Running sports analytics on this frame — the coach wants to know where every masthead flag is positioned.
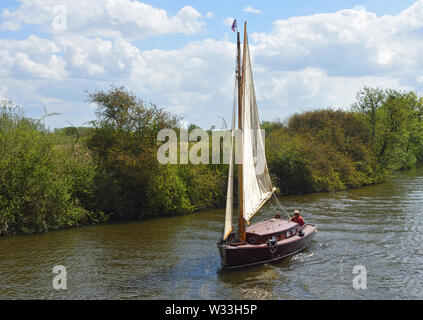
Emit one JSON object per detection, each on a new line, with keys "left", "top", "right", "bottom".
{"left": 231, "top": 19, "right": 237, "bottom": 32}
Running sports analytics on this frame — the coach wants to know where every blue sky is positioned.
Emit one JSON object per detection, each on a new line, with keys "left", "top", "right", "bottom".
{"left": 0, "top": 0, "right": 422, "bottom": 129}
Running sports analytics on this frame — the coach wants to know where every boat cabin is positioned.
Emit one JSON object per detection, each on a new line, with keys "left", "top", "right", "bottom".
{"left": 245, "top": 219, "right": 299, "bottom": 245}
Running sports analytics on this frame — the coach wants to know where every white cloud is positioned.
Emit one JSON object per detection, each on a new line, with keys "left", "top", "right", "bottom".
{"left": 206, "top": 12, "right": 214, "bottom": 19}
{"left": 258, "top": 67, "right": 412, "bottom": 110}
{"left": 0, "top": 36, "right": 66, "bottom": 79}
{"left": 0, "top": 85, "right": 7, "bottom": 101}
{"left": 0, "top": 21, "right": 21, "bottom": 31}
{"left": 1, "top": 0, "right": 205, "bottom": 39}
{"left": 0, "top": 33, "right": 237, "bottom": 127}
{"left": 129, "top": 38, "right": 236, "bottom": 122}
{"left": 56, "top": 35, "right": 144, "bottom": 78}
{"left": 243, "top": 6, "right": 262, "bottom": 14}
{"left": 251, "top": 1, "right": 423, "bottom": 80}
{"left": 14, "top": 52, "right": 67, "bottom": 79}
{"left": 3, "top": 1, "right": 423, "bottom": 128}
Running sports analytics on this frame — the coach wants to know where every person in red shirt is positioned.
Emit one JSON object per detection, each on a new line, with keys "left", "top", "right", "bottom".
{"left": 291, "top": 210, "right": 305, "bottom": 226}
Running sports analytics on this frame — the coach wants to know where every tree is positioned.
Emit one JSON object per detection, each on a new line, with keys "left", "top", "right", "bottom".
{"left": 352, "top": 87, "right": 385, "bottom": 138}
{"left": 86, "top": 86, "right": 190, "bottom": 218}
{"left": 375, "top": 90, "right": 423, "bottom": 169}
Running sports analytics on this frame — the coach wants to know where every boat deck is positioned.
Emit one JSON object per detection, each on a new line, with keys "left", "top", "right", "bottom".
{"left": 226, "top": 223, "right": 315, "bottom": 248}
{"left": 247, "top": 219, "right": 297, "bottom": 236}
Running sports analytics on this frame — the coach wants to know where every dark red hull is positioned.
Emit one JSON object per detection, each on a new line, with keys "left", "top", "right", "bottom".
{"left": 217, "top": 222, "right": 317, "bottom": 269}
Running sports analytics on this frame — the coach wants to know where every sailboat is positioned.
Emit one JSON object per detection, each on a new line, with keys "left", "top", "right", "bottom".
{"left": 217, "top": 22, "right": 317, "bottom": 270}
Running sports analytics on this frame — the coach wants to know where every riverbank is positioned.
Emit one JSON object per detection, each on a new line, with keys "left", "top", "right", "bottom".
{"left": 1, "top": 86, "right": 423, "bottom": 236}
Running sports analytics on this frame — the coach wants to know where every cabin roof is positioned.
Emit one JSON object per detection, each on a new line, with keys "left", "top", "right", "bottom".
{"left": 246, "top": 219, "right": 297, "bottom": 236}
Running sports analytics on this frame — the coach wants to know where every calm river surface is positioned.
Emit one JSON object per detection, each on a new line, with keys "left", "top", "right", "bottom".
{"left": 1, "top": 166, "right": 423, "bottom": 299}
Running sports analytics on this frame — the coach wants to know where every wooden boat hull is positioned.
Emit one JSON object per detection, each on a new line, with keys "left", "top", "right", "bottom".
{"left": 217, "top": 224, "right": 317, "bottom": 270}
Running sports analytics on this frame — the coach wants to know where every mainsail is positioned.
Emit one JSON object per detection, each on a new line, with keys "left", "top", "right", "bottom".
{"left": 222, "top": 23, "right": 275, "bottom": 240}
{"left": 241, "top": 32, "right": 275, "bottom": 223}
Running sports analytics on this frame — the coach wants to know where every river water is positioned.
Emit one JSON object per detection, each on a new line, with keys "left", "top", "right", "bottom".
{"left": 1, "top": 165, "right": 423, "bottom": 300}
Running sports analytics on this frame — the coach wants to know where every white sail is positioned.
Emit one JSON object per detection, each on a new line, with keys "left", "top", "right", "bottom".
{"left": 222, "top": 74, "right": 238, "bottom": 240}
{"left": 241, "top": 34, "right": 275, "bottom": 223}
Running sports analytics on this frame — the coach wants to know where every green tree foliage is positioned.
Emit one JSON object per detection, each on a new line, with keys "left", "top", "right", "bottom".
{"left": 176, "top": 163, "right": 226, "bottom": 211}
{"left": 352, "top": 87, "right": 385, "bottom": 138}
{"left": 354, "top": 88, "right": 423, "bottom": 170}
{"left": 267, "top": 87, "right": 423, "bottom": 194}
{"left": 0, "top": 101, "right": 102, "bottom": 235}
{"left": 85, "top": 86, "right": 181, "bottom": 218}
{"left": 85, "top": 86, "right": 226, "bottom": 220}
{"left": 267, "top": 109, "right": 380, "bottom": 194}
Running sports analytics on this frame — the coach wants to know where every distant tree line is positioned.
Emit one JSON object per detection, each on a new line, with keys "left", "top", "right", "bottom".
{"left": 1, "top": 86, "right": 422, "bottom": 235}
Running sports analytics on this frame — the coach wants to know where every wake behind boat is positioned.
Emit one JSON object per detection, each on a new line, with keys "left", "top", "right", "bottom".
{"left": 217, "top": 21, "right": 317, "bottom": 270}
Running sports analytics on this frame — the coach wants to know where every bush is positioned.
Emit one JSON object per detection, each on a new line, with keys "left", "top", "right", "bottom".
{"left": 0, "top": 101, "right": 101, "bottom": 235}
{"left": 267, "top": 109, "right": 381, "bottom": 194}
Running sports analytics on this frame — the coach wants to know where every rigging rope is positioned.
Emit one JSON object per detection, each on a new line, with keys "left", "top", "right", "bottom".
{"left": 269, "top": 193, "right": 291, "bottom": 220}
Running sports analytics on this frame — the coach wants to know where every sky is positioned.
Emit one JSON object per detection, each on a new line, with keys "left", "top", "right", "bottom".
{"left": 0, "top": 0, "right": 422, "bottom": 129}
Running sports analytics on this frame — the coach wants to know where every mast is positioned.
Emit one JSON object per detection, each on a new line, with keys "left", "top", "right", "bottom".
{"left": 237, "top": 22, "right": 247, "bottom": 241}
